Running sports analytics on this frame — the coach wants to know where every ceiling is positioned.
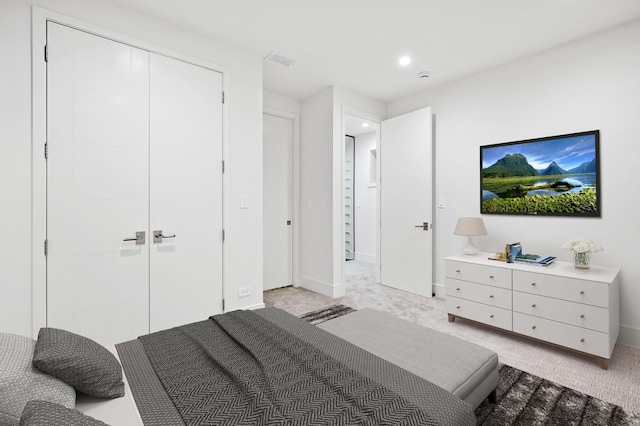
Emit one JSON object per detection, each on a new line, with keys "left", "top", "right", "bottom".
{"left": 106, "top": 0, "right": 640, "bottom": 104}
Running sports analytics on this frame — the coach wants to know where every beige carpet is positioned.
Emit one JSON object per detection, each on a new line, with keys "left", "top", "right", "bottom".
{"left": 264, "top": 260, "right": 640, "bottom": 415}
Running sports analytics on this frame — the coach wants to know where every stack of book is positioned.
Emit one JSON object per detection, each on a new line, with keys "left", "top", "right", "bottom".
{"left": 505, "top": 242, "right": 522, "bottom": 263}
{"left": 514, "top": 253, "right": 556, "bottom": 266}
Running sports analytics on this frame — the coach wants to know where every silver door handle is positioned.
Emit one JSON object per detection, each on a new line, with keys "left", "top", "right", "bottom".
{"left": 153, "top": 230, "right": 176, "bottom": 243}
{"left": 123, "top": 231, "right": 145, "bottom": 245}
{"left": 414, "top": 222, "right": 429, "bottom": 231}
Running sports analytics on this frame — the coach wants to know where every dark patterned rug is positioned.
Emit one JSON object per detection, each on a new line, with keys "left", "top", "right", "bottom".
{"left": 301, "top": 306, "right": 640, "bottom": 426}
{"left": 476, "top": 364, "right": 640, "bottom": 426}
{"left": 299, "top": 304, "right": 356, "bottom": 325}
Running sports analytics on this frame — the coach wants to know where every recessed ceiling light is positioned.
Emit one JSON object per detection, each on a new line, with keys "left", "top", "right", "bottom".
{"left": 362, "top": 123, "right": 369, "bottom": 128}
{"left": 399, "top": 56, "right": 411, "bottom": 66}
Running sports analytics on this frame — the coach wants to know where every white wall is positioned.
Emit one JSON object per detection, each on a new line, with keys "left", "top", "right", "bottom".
{"left": 387, "top": 19, "right": 640, "bottom": 347}
{"left": 354, "top": 131, "right": 377, "bottom": 263}
{"left": 299, "top": 87, "right": 337, "bottom": 295}
{"left": 264, "top": 90, "right": 301, "bottom": 116}
{"left": 0, "top": 0, "right": 264, "bottom": 337}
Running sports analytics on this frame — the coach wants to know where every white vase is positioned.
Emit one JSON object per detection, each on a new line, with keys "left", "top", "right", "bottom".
{"left": 573, "top": 251, "right": 591, "bottom": 269}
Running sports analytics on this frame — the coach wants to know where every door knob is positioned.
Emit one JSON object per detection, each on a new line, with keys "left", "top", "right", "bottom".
{"left": 123, "top": 231, "right": 145, "bottom": 245}
{"left": 153, "top": 230, "right": 176, "bottom": 243}
{"left": 414, "top": 222, "right": 429, "bottom": 231}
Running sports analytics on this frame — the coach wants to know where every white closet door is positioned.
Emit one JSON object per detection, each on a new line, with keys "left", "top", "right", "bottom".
{"left": 149, "top": 54, "right": 224, "bottom": 332}
{"left": 263, "top": 113, "right": 293, "bottom": 291}
{"left": 46, "top": 22, "right": 150, "bottom": 346}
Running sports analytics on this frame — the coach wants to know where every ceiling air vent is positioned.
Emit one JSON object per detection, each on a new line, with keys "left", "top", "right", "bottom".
{"left": 264, "top": 51, "right": 295, "bottom": 67}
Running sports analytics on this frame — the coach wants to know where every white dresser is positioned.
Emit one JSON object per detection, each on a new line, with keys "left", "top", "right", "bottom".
{"left": 445, "top": 253, "right": 620, "bottom": 369}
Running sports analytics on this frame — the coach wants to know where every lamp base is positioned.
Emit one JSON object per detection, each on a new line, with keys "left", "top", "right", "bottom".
{"left": 462, "top": 237, "right": 479, "bottom": 255}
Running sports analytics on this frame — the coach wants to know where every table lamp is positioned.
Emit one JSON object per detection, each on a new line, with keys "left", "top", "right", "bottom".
{"left": 454, "top": 217, "right": 487, "bottom": 255}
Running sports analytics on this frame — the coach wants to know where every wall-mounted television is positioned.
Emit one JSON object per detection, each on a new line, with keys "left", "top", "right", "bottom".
{"left": 480, "top": 130, "right": 600, "bottom": 217}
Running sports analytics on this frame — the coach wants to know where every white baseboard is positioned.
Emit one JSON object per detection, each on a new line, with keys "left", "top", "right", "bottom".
{"left": 354, "top": 253, "right": 376, "bottom": 263}
{"left": 619, "top": 324, "right": 640, "bottom": 349}
{"left": 235, "top": 302, "right": 265, "bottom": 312}
{"left": 299, "top": 275, "right": 345, "bottom": 299}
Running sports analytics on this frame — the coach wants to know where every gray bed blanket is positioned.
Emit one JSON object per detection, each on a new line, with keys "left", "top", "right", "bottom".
{"left": 137, "top": 310, "right": 438, "bottom": 425}
{"left": 117, "top": 308, "right": 476, "bottom": 425}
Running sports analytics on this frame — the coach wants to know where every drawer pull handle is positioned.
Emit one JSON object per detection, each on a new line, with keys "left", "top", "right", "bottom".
{"left": 580, "top": 291, "right": 585, "bottom": 295}
{"left": 456, "top": 288, "right": 461, "bottom": 291}
{"left": 489, "top": 295, "right": 495, "bottom": 299}
{"left": 580, "top": 338, "right": 585, "bottom": 343}
{"left": 532, "top": 325, "right": 537, "bottom": 330}
{"left": 531, "top": 304, "right": 536, "bottom": 308}
{"left": 489, "top": 275, "right": 495, "bottom": 279}
{"left": 531, "top": 282, "right": 537, "bottom": 287}
{"left": 580, "top": 314, "right": 585, "bottom": 319}
{"left": 490, "top": 314, "right": 494, "bottom": 318}
{"left": 456, "top": 269, "right": 461, "bottom": 273}
{"left": 456, "top": 306, "right": 461, "bottom": 310}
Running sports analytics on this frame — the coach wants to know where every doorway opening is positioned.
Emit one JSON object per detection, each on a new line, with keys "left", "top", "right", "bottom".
{"left": 341, "top": 107, "right": 433, "bottom": 298}
{"left": 343, "top": 113, "right": 380, "bottom": 280}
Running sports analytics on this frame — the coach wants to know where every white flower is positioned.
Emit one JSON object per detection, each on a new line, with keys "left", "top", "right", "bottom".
{"left": 562, "top": 238, "right": 603, "bottom": 253}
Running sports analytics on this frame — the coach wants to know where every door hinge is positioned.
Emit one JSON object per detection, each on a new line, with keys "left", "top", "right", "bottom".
{"left": 44, "top": 142, "right": 48, "bottom": 160}
{"left": 222, "top": 229, "right": 225, "bottom": 242}
{"left": 222, "top": 91, "right": 225, "bottom": 104}
{"left": 44, "top": 45, "right": 48, "bottom": 62}
{"left": 44, "top": 239, "right": 48, "bottom": 256}
{"left": 222, "top": 299, "right": 225, "bottom": 311}
{"left": 222, "top": 160, "right": 225, "bottom": 173}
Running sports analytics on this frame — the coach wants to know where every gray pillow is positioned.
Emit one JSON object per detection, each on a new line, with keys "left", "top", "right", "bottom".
{"left": 32, "top": 328, "right": 124, "bottom": 399}
{"left": 0, "top": 333, "right": 75, "bottom": 426}
{"left": 19, "top": 400, "right": 108, "bottom": 426}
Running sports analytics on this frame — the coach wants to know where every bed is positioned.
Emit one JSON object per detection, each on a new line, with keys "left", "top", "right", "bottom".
{"left": 2, "top": 307, "right": 498, "bottom": 425}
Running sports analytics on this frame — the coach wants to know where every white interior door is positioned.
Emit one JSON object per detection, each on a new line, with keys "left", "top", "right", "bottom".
{"left": 149, "top": 54, "right": 224, "bottom": 332}
{"left": 380, "top": 107, "right": 433, "bottom": 297}
{"left": 46, "top": 22, "right": 150, "bottom": 346}
{"left": 263, "top": 113, "right": 293, "bottom": 291}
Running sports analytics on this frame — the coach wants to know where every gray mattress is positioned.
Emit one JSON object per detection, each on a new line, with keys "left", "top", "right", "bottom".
{"left": 116, "top": 307, "right": 476, "bottom": 426}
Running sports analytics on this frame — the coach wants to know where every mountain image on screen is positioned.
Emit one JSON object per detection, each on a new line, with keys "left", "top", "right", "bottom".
{"left": 480, "top": 130, "right": 600, "bottom": 217}
{"left": 540, "top": 161, "right": 567, "bottom": 176}
{"left": 483, "top": 155, "right": 595, "bottom": 178}
{"left": 482, "top": 153, "right": 539, "bottom": 177}
{"left": 567, "top": 158, "right": 597, "bottom": 174}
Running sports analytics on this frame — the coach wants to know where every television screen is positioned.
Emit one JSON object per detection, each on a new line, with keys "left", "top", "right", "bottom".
{"left": 480, "top": 130, "right": 600, "bottom": 217}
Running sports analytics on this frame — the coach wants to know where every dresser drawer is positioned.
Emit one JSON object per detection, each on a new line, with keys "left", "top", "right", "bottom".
{"left": 446, "top": 296, "right": 512, "bottom": 331}
{"left": 513, "top": 270, "right": 608, "bottom": 308}
{"left": 513, "top": 291, "right": 608, "bottom": 333}
{"left": 446, "top": 278, "right": 512, "bottom": 310}
{"left": 513, "top": 312, "right": 610, "bottom": 358}
{"left": 446, "top": 260, "right": 511, "bottom": 289}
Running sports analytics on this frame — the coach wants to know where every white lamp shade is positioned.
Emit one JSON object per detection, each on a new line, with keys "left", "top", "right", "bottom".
{"left": 454, "top": 217, "right": 487, "bottom": 255}
{"left": 454, "top": 217, "right": 487, "bottom": 236}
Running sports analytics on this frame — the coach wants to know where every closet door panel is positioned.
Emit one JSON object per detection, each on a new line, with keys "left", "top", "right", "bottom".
{"left": 149, "top": 54, "right": 224, "bottom": 332}
{"left": 46, "top": 23, "right": 150, "bottom": 346}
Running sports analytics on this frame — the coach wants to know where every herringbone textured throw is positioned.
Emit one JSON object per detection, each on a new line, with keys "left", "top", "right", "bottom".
{"left": 139, "top": 310, "right": 439, "bottom": 425}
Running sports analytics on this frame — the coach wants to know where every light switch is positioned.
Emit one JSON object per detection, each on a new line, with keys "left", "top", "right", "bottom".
{"left": 240, "top": 194, "right": 249, "bottom": 209}
{"left": 437, "top": 197, "right": 446, "bottom": 209}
